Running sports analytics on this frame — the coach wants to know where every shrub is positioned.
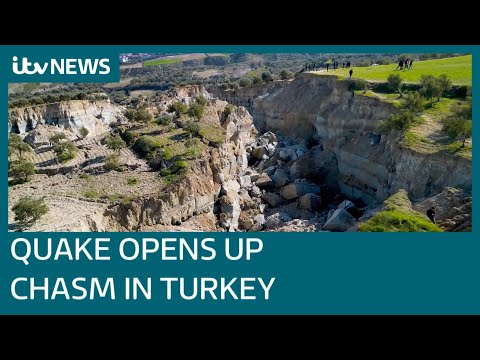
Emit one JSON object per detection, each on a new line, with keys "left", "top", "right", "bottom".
{"left": 79, "top": 127, "right": 89, "bottom": 139}
{"left": 224, "top": 104, "right": 235, "bottom": 118}
{"left": 104, "top": 154, "right": 120, "bottom": 171}
{"left": 49, "top": 132, "right": 67, "bottom": 144}
{"left": 12, "top": 196, "right": 48, "bottom": 225}
{"left": 442, "top": 100, "right": 472, "bottom": 147}
{"left": 403, "top": 91, "right": 425, "bottom": 114}
{"left": 280, "top": 69, "right": 294, "bottom": 80}
{"left": 239, "top": 77, "right": 252, "bottom": 87}
{"left": 387, "top": 74, "right": 402, "bottom": 93}
{"left": 134, "top": 136, "right": 161, "bottom": 156}
{"left": 124, "top": 108, "right": 137, "bottom": 121}
{"left": 173, "top": 160, "right": 188, "bottom": 169}
{"left": 188, "top": 103, "right": 205, "bottom": 120}
{"left": 195, "top": 96, "right": 208, "bottom": 106}
{"left": 380, "top": 111, "right": 418, "bottom": 132}
{"left": 162, "top": 148, "right": 174, "bottom": 161}
{"left": 160, "top": 168, "right": 171, "bottom": 177}
{"left": 10, "top": 159, "right": 35, "bottom": 183}
{"left": 127, "top": 177, "right": 138, "bottom": 185}
{"left": 135, "top": 108, "right": 153, "bottom": 123}
{"left": 53, "top": 141, "right": 77, "bottom": 163}
{"left": 83, "top": 189, "right": 100, "bottom": 198}
{"left": 9, "top": 138, "right": 32, "bottom": 159}
{"left": 184, "top": 122, "right": 201, "bottom": 137}
{"left": 79, "top": 173, "right": 92, "bottom": 180}
{"left": 437, "top": 74, "right": 452, "bottom": 100}
{"left": 157, "top": 114, "right": 173, "bottom": 126}
{"left": 420, "top": 75, "right": 442, "bottom": 104}
{"left": 104, "top": 134, "right": 126, "bottom": 153}
{"left": 185, "top": 137, "right": 201, "bottom": 148}
{"left": 347, "top": 78, "right": 368, "bottom": 92}
{"left": 169, "top": 101, "right": 188, "bottom": 117}
{"left": 9, "top": 134, "right": 23, "bottom": 145}
{"left": 123, "top": 131, "right": 139, "bottom": 145}
{"left": 261, "top": 72, "right": 273, "bottom": 82}
{"left": 252, "top": 76, "right": 262, "bottom": 85}
{"left": 451, "top": 85, "right": 471, "bottom": 99}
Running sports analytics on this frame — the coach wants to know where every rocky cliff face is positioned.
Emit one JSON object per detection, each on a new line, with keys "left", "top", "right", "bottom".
{"left": 106, "top": 105, "right": 255, "bottom": 231}
{"left": 211, "top": 75, "right": 393, "bottom": 140}
{"left": 212, "top": 74, "right": 472, "bottom": 204}
{"left": 8, "top": 100, "right": 125, "bottom": 137}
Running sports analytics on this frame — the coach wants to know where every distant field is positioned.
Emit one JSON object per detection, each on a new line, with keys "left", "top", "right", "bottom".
{"left": 142, "top": 53, "right": 228, "bottom": 68}
{"left": 144, "top": 58, "right": 183, "bottom": 67}
{"left": 315, "top": 55, "right": 472, "bottom": 85}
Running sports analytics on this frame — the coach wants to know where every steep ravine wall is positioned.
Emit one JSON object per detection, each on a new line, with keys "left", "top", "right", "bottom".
{"left": 211, "top": 74, "right": 472, "bottom": 203}
{"left": 8, "top": 100, "right": 124, "bottom": 136}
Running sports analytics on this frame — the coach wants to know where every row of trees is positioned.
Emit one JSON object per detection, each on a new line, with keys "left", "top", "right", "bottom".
{"left": 381, "top": 74, "right": 472, "bottom": 146}
{"left": 387, "top": 73, "right": 453, "bottom": 103}
{"left": 9, "top": 92, "right": 108, "bottom": 109}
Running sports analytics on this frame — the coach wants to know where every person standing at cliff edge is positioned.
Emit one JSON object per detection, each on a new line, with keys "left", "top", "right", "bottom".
{"left": 427, "top": 207, "right": 436, "bottom": 224}
{"left": 349, "top": 69, "right": 353, "bottom": 78}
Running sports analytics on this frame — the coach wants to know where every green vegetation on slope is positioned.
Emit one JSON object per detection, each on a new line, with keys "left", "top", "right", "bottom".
{"left": 359, "top": 190, "right": 443, "bottom": 232}
{"left": 144, "top": 58, "right": 182, "bottom": 67}
{"left": 399, "top": 97, "right": 472, "bottom": 160}
{"left": 314, "top": 55, "right": 471, "bottom": 85}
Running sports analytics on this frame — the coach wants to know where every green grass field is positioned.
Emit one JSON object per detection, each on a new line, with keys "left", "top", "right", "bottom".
{"left": 359, "top": 190, "right": 443, "bottom": 232}
{"left": 316, "top": 55, "right": 471, "bottom": 85}
{"left": 144, "top": 58, "right": 182, "bottom": 67}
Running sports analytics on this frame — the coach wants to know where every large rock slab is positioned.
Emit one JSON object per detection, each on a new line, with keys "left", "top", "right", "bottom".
{"left": 255, "top": 174, "right": 274, "bottom": 189}
{"left": 262, "top": 192, "right": 283, "bottom": 207}
{"left": 298, "top": 193, "right": 322, "bottom": 211}
{"left": 271, "top": 168, "right": 289, "bottom": 188}
{"left": 322, "top": 208, "right": 355, "bottom": 231}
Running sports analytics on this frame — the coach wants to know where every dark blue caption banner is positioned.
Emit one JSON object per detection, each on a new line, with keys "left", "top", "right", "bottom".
{"left": 1, "top": 233, "right": 479, "bottom": 315}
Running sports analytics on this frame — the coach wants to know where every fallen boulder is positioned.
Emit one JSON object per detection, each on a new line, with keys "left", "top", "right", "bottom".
{"left": 262, "top": 192, "right": 283, "bottom": 207}
{"left": 255, "top": 174, "right": 274, "bottom": 189}
{"left": 271, "top": 168, "right": 289, "bottom": 188}
{"left": 249, "top": 185, "right": 262, "bottom": 198}
{"left": 298, "top": 193, "right": 322, "bottom": 211}
{"left": 258, "top": 131, "right": 277, "bottom": 145}
{"left": 219, "top": 193, "right": 241, "bottom": 231}
{"left": 251, "top": 146, "right": 268, "bottom": 160}
{"left": 322, "top": 208, "right": 355, "bottom": 231}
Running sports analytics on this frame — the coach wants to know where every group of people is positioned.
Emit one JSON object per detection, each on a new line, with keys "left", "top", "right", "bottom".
{"left": 326, "top": 60, "right": 351, "bottom": 71}
{"left": 304, "top": 59, "right": 353, "bottom": 72}
{"left": 396, "top": 58, "right": 414, "bottom": 70}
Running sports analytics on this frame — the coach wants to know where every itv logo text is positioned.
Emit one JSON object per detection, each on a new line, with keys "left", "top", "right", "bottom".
{"left": 12, "top": 56, "right": 111, "bottom": 75}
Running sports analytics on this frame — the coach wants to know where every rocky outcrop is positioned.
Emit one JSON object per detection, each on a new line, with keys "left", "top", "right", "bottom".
{"left": 413, "top": 187, "right": 472, "bottom": 231}
{"left": 105, "top": 160, "right": 218, "bottom": 230}
{"left": 8, "top": 100, "right": 125, "bottom": 138}
{"left": 106, "top": 103, "right": 256, "bottom": 231}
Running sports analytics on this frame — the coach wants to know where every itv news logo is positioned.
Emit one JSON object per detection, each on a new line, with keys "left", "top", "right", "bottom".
{"left": 11, "top": 56, "right": 111, "bottom": 75}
